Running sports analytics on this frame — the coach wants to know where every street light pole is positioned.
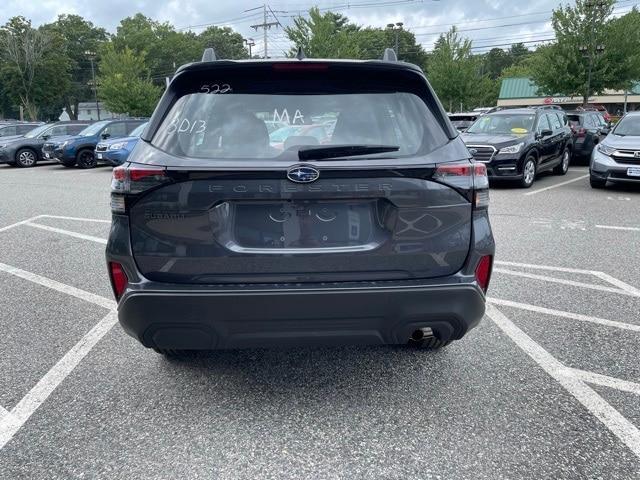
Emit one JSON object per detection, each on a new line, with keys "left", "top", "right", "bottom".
{"left": 244, "top": 38, "right": 255, "bottom": 58}
{"left": 85, "top": 50, "right": 100, "bottom": 120}
{"left": 386, "top": 22, "right": 404, "bottom": 58}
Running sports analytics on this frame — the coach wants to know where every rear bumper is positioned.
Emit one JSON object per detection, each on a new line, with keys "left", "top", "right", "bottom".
{"left": 117, "top": 282, "right": 486, "bottom": 349}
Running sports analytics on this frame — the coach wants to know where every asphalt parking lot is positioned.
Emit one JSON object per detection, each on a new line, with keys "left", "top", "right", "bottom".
{"left": 0, "top": 163, "right": 638, "bottom": 479}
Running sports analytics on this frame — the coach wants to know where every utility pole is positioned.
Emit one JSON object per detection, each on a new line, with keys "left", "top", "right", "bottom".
{"left": 250, "top": 4, "right": 279, "bottom": 59}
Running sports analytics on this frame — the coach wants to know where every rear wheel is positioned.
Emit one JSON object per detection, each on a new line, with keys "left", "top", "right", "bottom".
{"left": 77, "top": 149, "right": 97, "bottom": 169}
{"left": 520, "top": 155, "right": 537, "bottom": 188}
{"left": 590, "top": 174, "right": 607, "bottom": 189}
{"left": 60, "top": 158, "right": 76, "bottom": 168}
{"left": 15, "top": 148, "right": 37, "bottom": 168}
{"left": 554, "top": 148, "right": 570, "bottom": 175}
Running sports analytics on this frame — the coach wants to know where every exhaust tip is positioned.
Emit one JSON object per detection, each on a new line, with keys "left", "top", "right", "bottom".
{"left": 410, "top": 327, "right": 434, "bottom": 342}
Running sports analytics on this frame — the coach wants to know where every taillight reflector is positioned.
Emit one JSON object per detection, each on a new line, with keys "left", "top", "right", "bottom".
{"left": 272, "top": 63, "right": 329, "bottom": 71}
{"left": 109, "top": 262, "right": 128, "bottom": 299}
{"left": 475, "top": 255, "right": 493, "bottom": 293}
{"left": 129, "top": 168, "right": 166, "bottom": 182}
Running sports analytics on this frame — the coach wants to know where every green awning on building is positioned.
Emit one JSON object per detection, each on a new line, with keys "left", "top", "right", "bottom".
{"left": 499, "top": 77, "right": 640, "bottom": 99}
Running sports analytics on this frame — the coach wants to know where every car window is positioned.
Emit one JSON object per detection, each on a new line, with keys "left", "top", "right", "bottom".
{"left": 48, "top": 126, "right": 67, "bottom": 137}
{"left": 536, "top": 114, "right": 550, "bottom": 132}
{"left": 129, "top": 122, "right": 149, "bottom": 137}
{"left": 67, "top": 124, "right": 88, "bottom": 135}
{"left": 592, "top": 114, "right": 604, "bottom": 127}
{"left": 547, "top": 113, "right": 562, "bottom": 131}
{"left": 567, "top": 115, "right": 581, "bottom": 128}
{"left": 466, "top": 113, "right": 535, "bottom": 134}
{"left": 17, "top": 125, "right": 36, "bottom": 134}
{"left": 153, "top": 91, "right": 446, "bottom": 159}
{"left": 103, "top": 122, "right": 127, "bottom": 138}
{"left": 612, "top": 115, "right": 640, "bottom": 136}
{"left": 556, "top": 112, "right": 567, "bottom": 127}
{"left": 126, "top": 122, "right": 145, "bottom": 134}
{"left": 0, "top": 125, "right": 17, "bottom": 136}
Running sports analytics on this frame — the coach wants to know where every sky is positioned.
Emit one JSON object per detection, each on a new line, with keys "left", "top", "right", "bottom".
{"left": 1, "top": 0, "right": 638, "bottom": 57}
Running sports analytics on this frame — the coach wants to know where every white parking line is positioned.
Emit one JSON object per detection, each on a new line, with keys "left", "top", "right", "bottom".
{"left": 494, "top": 260, "right": 599, "bottom": 275}
{"left": 523, "top": 174, "right": 589, "bottom": 196}
{"left": 0, "top": 215, "right": 44, "bottom": 234}
{"left": 0, "top": 407, "right": 8, "bottom": 422}
{"left": 592, "top": 271, "right": 640, "bottom": 296}
{"left": 0, "top": 311, "right": 118, "bottom": 450}
{"left": 41, "top": 215, "right": 111, "bottom": 224}
{"left": 24, "top": 222, "right": 107, "bottom": 245}
{"left": 595, "top": 225, "right": 640, "bottom": 232}
{"left": 494, "top": 267, "right": 638, "bottom": 297}
{"left": 0, "top": 262, "right": 115, "bottom": 310}
{"left": 570, "top": 369, "right": 640, "bottom": 396}
{"left": 488, "top": 297, "right": 640, "bottom": 332}
{"left": 486, "top": 304, "right": 640, "bottom": 459}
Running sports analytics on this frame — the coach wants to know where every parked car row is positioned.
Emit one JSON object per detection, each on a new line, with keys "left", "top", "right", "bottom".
{"left": 0, "top": 118, "right": 147, "bottom": 168}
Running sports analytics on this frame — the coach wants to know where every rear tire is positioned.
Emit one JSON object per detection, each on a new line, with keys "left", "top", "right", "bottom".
{"left": 76, "top": 149, "right": 97, "bottom": 169}
{"left": 590, "top": 174, "right": 607, "bottom": 189}
{"left": 60, "top": 158, "right": 76, "bottom": 168}
{"left": 15, "top": 148, "right": 37, "bottom": 168}
{"left": 519, "top": 155, "right": 537, "bottom": 188}
{"left": 554, "top": 148, "right": 570, "bottom": 175}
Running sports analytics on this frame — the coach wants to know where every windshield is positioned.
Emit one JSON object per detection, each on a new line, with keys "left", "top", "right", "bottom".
{"left": 466, "top": 113, "right": 535, "bottom": 134}
{"left": 130, "top": 122, "right": 148, "bottom": 137}
{"left": 612, "top": 115, "right": 640, "bottom": 136}
{"left": 151, "top": 91, "right": 447, "bottom": 159}
{"left": 24, "top": 124, "right": 52, "bottom": 138}
{"left": 79, "top": 121, "right": 109, "bottom": 137}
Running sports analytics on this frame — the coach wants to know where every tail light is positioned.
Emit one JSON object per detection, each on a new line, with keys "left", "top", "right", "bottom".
{"left": 111, "top": 165, "right": 171, "bottom": 213}
{"left": 434, "top": 161, "right": 489, "bottom": 209}
{"left": 475, "top": 255, "right": 493, "bottom": 293}
{"left": 108, "top": 262, "right": 128, "bottom": 299}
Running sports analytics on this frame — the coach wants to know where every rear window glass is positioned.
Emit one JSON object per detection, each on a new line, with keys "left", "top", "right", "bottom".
{"left": 568, "top": 115, "right": 582, "bottom": 127}
{"left": 151, "top": 70, "right": 448, "bottom": 160}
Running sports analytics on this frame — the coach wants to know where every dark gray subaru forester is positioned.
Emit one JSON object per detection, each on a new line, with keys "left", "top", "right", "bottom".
{"left": 106, "top": 49, "right": 495, "bottom": 356}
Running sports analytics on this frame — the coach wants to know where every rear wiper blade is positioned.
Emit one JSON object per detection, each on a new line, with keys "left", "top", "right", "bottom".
{"left": 297, "top": 144, "right": 400, "bottom": 161}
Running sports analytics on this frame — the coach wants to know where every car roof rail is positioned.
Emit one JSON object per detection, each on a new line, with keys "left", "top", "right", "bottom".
{"left": 201, "top": 48, "right": 217, "bottom": 62}
{"left": 382, "top": 48, "right": 397, "bottom": 62}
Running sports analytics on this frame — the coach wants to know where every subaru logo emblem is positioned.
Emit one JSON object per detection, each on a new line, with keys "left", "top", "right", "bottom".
{"left": 468, "top": 148, "right": 478, "bottom": 156}
{"left": 287, "top": 165, "right": 320, "bottom": 183}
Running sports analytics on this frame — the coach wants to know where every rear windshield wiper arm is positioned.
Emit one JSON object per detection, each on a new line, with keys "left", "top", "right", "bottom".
{"left": 297, "top": 144, "right": 400, "bottom": 161}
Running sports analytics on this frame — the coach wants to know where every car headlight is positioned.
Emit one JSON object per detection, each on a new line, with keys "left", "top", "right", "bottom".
{"left": 108, "top": 142, "right": 127, "bottom": 151}
{"left": 597, "top": 144, "right": 616, "bottom": 156}
{"left": 498, "top": 143, "right": 524, "bottom": 154}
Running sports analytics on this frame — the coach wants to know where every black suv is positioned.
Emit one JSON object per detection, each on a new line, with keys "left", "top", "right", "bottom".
{"left": 461, "top": 107, "right": 573, "bottom": 187}
{"left": 566, "top": 110, "right": 610, "bottom": 162}
{"left": 105, "top": 49, "right": 495, "bottom": 356}
{"left": 0, "top": 121, "right": 90, "bottom": 167}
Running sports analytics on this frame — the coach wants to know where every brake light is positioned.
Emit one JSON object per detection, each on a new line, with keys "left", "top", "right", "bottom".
{"left": 434, "top": 161, "right": 489, "bottom": 209}
{"left": 272, "top": 63, "right": 329, "bottom": 71}
{"left": 108, "top": 262, "right": 128, "bottom": 299}
{"left": 111, "top": 166, "right": 170, "bottom": 213}
{"left": 475, "top": 255, "right": 493, "bottom": 293}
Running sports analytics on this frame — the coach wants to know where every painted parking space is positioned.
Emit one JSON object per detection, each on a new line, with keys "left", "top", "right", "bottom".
{"left": 0, "top": 165, "right": 638, "bottom": 478}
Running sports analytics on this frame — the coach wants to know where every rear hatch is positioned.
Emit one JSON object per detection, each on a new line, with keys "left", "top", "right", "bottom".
{"left": 123, "top": 61, "right": 475, "bottom": 284}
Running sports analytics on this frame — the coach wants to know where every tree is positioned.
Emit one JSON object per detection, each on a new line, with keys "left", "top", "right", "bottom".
{"left": 482, "top": 48, "right": 512, "bottom": 80}
{"left": 98, "top": 46, "right": 161, "bottom": 117}
{"left": 426, "top": 27, "right": 482, "bottom": 112}
{"left": 198, "top": 26, "right": 248, "bottom": 59}
{"left": 0, "top": 16, "right": 69, "bottom": 120}
{"left": 285, "top": 8, "right": 360, "bottom": 58}
{"left": 529, "top": 0, "right": 640, "bottom": 105}
{"left": 354, "top": 27, "right": 428, "bottom": 65}
{"left": 43, "top": 15, "right": 109, "bottom": 119}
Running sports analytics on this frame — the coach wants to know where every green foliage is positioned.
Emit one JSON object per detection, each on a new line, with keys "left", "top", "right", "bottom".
{"left": 528, "top": 0, "right": 640, "bottom": 103}
{"left": 426, "top": 27, "right": 494, "bottom": 111}
{"left": 97, "top": 46, "right": 161, "bottom": 117}
{"left": 285, "top": 8, "right": 360, "bottom": 58}
{"left": 0, "top": 16, "right": 70, "bottom": 120}
{"left": 42, "top": 15, "right": 109, "bottom": 119}
{"left": 198, "top": 26, "right": 249, "bottom": 60}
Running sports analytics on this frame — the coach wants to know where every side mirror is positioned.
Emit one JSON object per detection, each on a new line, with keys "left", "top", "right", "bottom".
{"left": 101, "top": 133, "right": 110, "bottom": 140}
{"left": 538, "top": 129, "right": 553, "bottom": 138}
{"left": 41, "top": 134, "right": 50, "bottom": 140}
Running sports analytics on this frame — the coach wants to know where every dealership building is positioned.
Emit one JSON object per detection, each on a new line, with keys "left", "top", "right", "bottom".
{"left": 497, "top": 78, "right": 640, "bottom": 114}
